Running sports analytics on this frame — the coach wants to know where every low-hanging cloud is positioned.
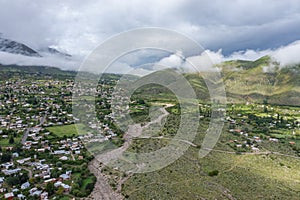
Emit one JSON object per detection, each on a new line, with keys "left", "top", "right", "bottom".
{"left": 220, "top": 40, "right": 300, "bottom": 67}
{"left": 0, "top": 51, "right": 79, "bottom": 70}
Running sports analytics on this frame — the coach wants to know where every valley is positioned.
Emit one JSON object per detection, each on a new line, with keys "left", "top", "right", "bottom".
{"left": 0, "top": 59, "right": 299, "bottom": 199}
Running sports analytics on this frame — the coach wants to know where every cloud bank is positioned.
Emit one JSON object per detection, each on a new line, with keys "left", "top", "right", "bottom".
{"left": 1, "top": 0, "right": 300, "bottom": 57}
{"left": 1, "top": 39, "right": 300, "bottom": 74}
{"left": 210, "top": 40, "right": 300, "bottom": 67}
{"left": 1, "top": 0, "right": 300, "bottom": 73}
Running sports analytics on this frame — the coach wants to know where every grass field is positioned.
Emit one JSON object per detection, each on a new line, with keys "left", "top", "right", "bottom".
{"left": 122, "top": 145, "right": 300, "bottom": 199}
{"left": 47, "top": 123, "right": 92, "bottom": 137}
{"left": 0, "top": 135, "right": 22, "bottom": 147}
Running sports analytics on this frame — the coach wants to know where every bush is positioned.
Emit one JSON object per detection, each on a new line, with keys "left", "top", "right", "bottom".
{"left": 208, "top": 170, "right": 219, "bottom": 176}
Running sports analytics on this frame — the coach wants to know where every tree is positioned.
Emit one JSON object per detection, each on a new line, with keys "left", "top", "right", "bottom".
{"left": 85, "top": 182, "right": 95, "bottom": 193}
{"left": 56, "top": 187, "right": 64, "bottom": 195}
{"left": 56, "top": 161, "right": 62, "bottom": 167}
{"left": 51, "top": 169, "right": 59, "bottom": 178}
{"left": 6, "top": 176, "right": 19, "bottom": 186}
{"left": 9, "top": 136, "right": 14, "bottom": 144}
{"left": 1, "top": 152, "right": 12, "bottom": 162}
{"left": 19, "top": 172, "right": 29, "bottom": 184}
{"left": 46, "top": 182, "right": 55, "bottom": 196}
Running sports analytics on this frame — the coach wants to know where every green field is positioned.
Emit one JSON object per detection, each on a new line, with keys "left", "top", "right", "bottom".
{"left": 47, "top": 124, "right": 92, "bottom": 137}
{"left": 0, "top": 135, "right": 22, "bottom": 147}
{"left": 121, "top": 144, "right": 300, "bottom": 199}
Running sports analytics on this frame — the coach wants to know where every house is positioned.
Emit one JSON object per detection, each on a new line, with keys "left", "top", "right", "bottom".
{"left": 43, "top": 175, "right": 51, "bottom": 180}
{"left": 0, "top": 188, "right": 6, "bottom": 193}
{"left": 59, "top": 156, "right": 68, "bottom": 161}
{"left": 44, "top": 178, "right": 56, "bottom": 184}
{"left": 61, "top": 183, "right": 71, "bottom": 192}
{"left": 289, "top": 141, "right": 295, "bottom": 145}
{"left": 41, "top": 192, "right": 48, "bottom": 200}
{"left": 78, "top": 156, "right": 83, "bottom": 160}
{"left": 17, "top": 194, "right": 26, "bottom": 199}
{"left": 269, "top": 138, "right": 279, "bottom": 142}
{"left": 21, "top": 182, "right": 30, "bottom": 190}
{"left": 66, "top": 170, "right": 72, "bottom": 175}
{"left": 12, "top": 188, "right": 19, "bottom": 193}
{"left": 53, "top": 150, "right": 66, "bottom": 155}
{"left": 59, "top": 174, "right": 70, "bottom": 181}
{"left": 4, "top": 192, "right": 14, "bottom": 200}
{"left": 75, "top": 150, "right": 81, "bottom": 154}
{"left": 251, "top": 147, "right": 259, "bottom": 152}
{"left": 29, "top": 187, "right": 37, "bottom": 195}
{"left": 16, "top": 157, "right": 31, "bottom": 164}
{"left": 54, "top": 181, "right": 62, "bottom": 187}
{"left": 37, "top": 148, "right": 45, "bottom": 152}
{"left": 31, "top": 190, "right": 42, "bottom": 197}
{"left": 12, "top": 152, "right": 19, "bottom": 158}
{"left": 2, "top": 168, "right": 21, "bottom": 175}
{"left": 2, "top": 163, "right": 14, "bottom": 169}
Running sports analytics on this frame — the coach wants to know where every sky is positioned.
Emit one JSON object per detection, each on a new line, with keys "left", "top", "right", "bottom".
{"left": 0, "top": 0, "right": 300, "bottom": 71}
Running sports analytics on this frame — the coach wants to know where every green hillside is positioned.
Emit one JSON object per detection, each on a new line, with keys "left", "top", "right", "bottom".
{"left": 186, "top": 56, "right": 300, "bottom": 106}
{"left": 127, "top": 56, "right": 299, "bottom": 106}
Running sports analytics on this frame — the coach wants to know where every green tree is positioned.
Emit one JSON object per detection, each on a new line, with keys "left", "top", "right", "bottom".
{"left": 46, "top": 182, "right": 55, "bottom": 196}
{"left": 9, "top": 136, "right": 14, "bottom": 144}
{"left": 6, "top": 176, "right": 19, "bottom": 186}
{"left": 1, "top": 152, "right": 12, "bottom": 162}
{"left": 56, "top": 187, "right": 64, "bottom": 195}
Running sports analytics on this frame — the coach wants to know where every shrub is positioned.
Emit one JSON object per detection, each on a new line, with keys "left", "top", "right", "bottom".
{"left": 208, "top": 170, "right": 219, "bottom": 176}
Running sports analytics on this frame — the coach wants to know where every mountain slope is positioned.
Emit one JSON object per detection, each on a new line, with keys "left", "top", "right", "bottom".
{"left": 215, "top": 56, "right": 299, "bottom": 105}
{"left": 41, "top": 47, "right": 72, "bottom": 57}
{"left": 0, "top": 37, "right": 41, "bottom": 57}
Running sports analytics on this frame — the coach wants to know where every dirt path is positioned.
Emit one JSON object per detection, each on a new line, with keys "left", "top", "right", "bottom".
{"left": 95, "top": 106, "right": 172, "bottom": 166}
{"left": 86, "top": 105, "right": 173, "bottom": 200}
{"left": 21, "top": 167, "right": 33, "bottom": 178}
{"left": 85, "top": 159, "right": 123, "bottom": 200}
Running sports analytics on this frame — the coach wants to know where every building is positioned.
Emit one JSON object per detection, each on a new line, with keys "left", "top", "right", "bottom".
{"left": 4, "top": 192, "right": 14, "bottom": 200}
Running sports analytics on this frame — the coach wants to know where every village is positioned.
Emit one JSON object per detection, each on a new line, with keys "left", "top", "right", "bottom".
{"left": 0, "top": 74, "right": 123, "bottom": 199}
{"left": 222, "top": 103, "right": 300, "bottom": 155}
{"left": 0, "top": 72, "right": 299, "bottom": 199}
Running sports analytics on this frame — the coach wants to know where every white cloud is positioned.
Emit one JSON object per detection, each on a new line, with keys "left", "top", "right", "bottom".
{"left": 108, "top": 61, "right": 153, "bottom": 76}
{"left": 219, "top": 40, "right": 300, "bottom": 67}
{"left": 0, "top": 52, "right": 79, "bottom": 70}
{"left": 1, "top": 39, "right": 300, "bottom": 73}
{"left": 154, "top": 52, "right": 183, "bottom": 70}
{"left": 271, "top": 40, "right": 300, "bottom": 66}
{"left": 1, "top": 0, "right": 300, "bottom": 57}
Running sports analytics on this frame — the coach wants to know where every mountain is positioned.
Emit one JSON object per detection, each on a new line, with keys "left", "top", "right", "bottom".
{"left": 0, "top": 63, "right": 76, "bottom": 80}
{"left": 41, "top": 47, "right": 72, "bottom": 57}
{"left": 217, "top": 56, "right": 299, "bottom": 105}
{"left": 0, "top": 36, "right": 41, "bottom": 57}
{"left": 130, "top": 56, "right": 299, "bottom": 106}
{"left": 188, "top": 56, "right": 300, "bottom": 106}
{"left": 0, "top": 36, "right": 72, "bottom": 59}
